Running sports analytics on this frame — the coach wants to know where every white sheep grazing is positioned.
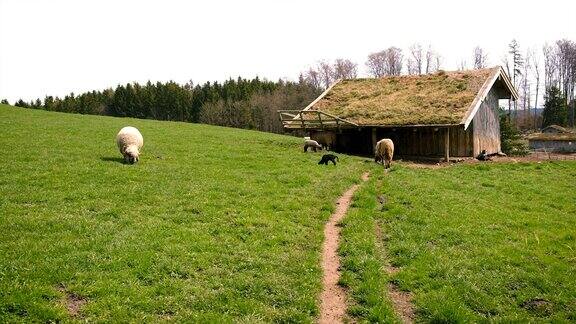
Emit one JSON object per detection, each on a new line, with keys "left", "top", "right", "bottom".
{"left": 375, "top": 138, "right": 394, "bottom": 169}
{"left": 304, "top": 139, "right": 323, "bottom": 152}
{"left": 116, "top": 126, "right": 143, "bottom": 164}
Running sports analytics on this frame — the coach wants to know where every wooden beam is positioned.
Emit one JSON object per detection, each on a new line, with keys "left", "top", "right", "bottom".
{"left": 445, "top": 127, "right": 450, "bottom": 162}
{"left": 301, "top": 80, "right": 342, "bottom": 111}
{"left": 371, "top": 128, "right": 377, "bottom": 153}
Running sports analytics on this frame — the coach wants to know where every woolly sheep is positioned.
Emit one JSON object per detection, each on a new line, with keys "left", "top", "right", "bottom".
{"left": 311, "top": 132, "right": 336, "bottom": 151}
{"left": 304, "top": 139, "right": 323, "bottom": 152}
{"left": 375, "top": 138, "right": 394, "bottom": 169}
{"left": 116, "top": 126, "right": 143, "bottom": 164}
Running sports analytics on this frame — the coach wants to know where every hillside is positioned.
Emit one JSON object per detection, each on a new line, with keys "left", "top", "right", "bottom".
{"left": 1, "top": 104, "right": 575, "bottom": 322}
{"left": 0, "top": 104, "right": 367, "bottom": 322}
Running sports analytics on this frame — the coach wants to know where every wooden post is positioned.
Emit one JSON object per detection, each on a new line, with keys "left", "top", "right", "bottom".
{"left": 444, "top": 127, "right": 450, "bottom": 162}
{"left": 371, "top": 128, "right": 377, "bottom": 153}
{"left": 300, "top": 112, "right": 305, "bottom": 130}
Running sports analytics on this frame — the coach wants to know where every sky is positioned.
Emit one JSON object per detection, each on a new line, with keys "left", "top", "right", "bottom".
{"left": 0, "top": 0, "right": 575, "bottom": 102}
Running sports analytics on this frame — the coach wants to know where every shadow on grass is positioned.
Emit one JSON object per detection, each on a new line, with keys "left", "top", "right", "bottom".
{"left": 100, "top": 156, "right": 125, "bottom": 164}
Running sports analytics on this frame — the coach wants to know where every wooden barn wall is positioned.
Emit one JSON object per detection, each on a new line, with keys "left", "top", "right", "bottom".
{"left": 471, "top": 87, "right": 501, "bottom": 155}
{"left": 328, "top": 126, "right": 473, "bottom": 158}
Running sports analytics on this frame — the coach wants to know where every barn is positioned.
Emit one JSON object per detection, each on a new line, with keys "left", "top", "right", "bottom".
{"left": 279, "top": 66, "right": 518, "bottom": 161}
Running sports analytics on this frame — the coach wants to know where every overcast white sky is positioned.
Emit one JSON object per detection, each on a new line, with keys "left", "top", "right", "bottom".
{"left": 1, "top": 0, "right": 575, "bottom": 102}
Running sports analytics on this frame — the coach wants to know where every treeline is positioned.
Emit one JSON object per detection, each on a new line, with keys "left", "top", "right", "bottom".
{"left": 9, "top": 78, "right": 320, "bottom": 134}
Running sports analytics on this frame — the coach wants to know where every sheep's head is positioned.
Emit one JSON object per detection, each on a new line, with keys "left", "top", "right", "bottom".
{"left": 124, "top": 146, "right": 140, "bottom": 164}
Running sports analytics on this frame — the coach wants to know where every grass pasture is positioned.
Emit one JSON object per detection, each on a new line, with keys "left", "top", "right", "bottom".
{"left": 0, "top": 104, "right": 367, "bottom": 322}
{"left": 1, "top": 104, "right": 575, "bottom": 322}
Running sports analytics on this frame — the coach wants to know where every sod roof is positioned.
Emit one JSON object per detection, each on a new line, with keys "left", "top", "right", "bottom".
{"left": 541, "top": 125, "right": 573, "bottom": 133}
{"left": 307, "top": 66, "right": 517, "bottom": 127}
{"left": 527, "top": 133, "right": 576, "bottom": 141}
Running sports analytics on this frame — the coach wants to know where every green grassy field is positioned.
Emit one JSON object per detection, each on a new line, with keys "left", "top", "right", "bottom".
{"left": 1, "top": 104, "right": 575, "bottom": 322}
{"left": 340, "top": 162, "right": 576, "bottom": 322}
{"left": 0, "top": 104, "right": 368, "bottom": 322}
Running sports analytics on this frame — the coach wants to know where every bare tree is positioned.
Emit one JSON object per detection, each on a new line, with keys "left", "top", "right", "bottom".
{"left": 408, "top": 43, "right": 423, "bottom": 75}
{"left": 520, "top": 50, "right": 531, "bottom": 127}
{"left": 367, "top": 47, "right": 403, "bottom": 77}
{"left": 425, "top": 46, "right": 434, "bottom": 74}
{"left": 332, "top": 58, "right": 358, "bottom": 80}
{"left": 458, "top": 59, "right": 467, "bottom": 71}
{"left": 473, "top": 46, "right": 488, "bottom": 69}
{"left": 426, "top": 50, "right": 442, "bottom": 73}
{"left": 303, "top": 68, "right": 321, "bottom": 90}
{"left": 543, "top": 43, "right": 558, "bottom": 91}
{"left": 407, "top": 58, "right": 417, "bottom": 75}
{"left": 531, "top": 49, "right": 541, "bottom": 128}
{"left": 421, "top": 45, "right": 440, "bottom": 74}
{"left": 317, "top": 61, "right": 335, "bottom": 89}
{"left": 384, "top": 47, "right": 403, "bottom": 75}
{"left": 437, "top": 55, "right": 442, "bottom": 71}
{"left": 555, "top": 39, "right": 576, "bottom": 104}
{"left": 366, "top": 51, "right": 386, "bottom": 78}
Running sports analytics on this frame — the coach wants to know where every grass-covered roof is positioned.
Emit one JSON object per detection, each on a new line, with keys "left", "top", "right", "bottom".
{"left": 309, "top": 67, "right": 513, "bottom": 126}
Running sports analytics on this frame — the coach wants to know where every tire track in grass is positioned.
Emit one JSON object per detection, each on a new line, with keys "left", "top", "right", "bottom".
{"left": 376, "top": 175, "right": 415, "bottom": 324}
{"left": 319, "top": 172, "right": 369, "bottom": 324}
{"left": 375, "top": 222, "right": 416, "bottom": 323}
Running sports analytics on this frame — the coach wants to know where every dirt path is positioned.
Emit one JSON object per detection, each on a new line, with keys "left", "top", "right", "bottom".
{"left": 319, "top": 172, "right": 369, "bottom": 324}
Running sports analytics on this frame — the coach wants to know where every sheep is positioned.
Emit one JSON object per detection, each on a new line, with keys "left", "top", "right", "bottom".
{"left": 116, "top": 126, "right": 143, "bottom": 164}
{"left": 311, "top": 132, "right": 336, "bottom": 151}
{"left": 318, "top": 154, "right": 339, "bottom": 165}
{"left": 375, "top": 138, "right": 394, "bottom": 169}
{"left": 304, "top": 139, "right": 323, "bottom": 152}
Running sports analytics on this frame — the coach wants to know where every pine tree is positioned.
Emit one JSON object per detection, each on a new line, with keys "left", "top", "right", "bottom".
{"left": 500, "top": 111, "right": 528, "bottom": 156}
{"left": 15, "top": 99, "right": 29, "bottom": 108}
{"left": 542, "top": 86, "right": 568, "bottom": 127}
{"left": 508, "top": 39, "right": 523, "bottom": 116}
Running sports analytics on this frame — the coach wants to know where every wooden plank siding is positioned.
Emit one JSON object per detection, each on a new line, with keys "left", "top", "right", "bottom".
{"left": 471, "top": 87, "right": 501, "bottom": 156}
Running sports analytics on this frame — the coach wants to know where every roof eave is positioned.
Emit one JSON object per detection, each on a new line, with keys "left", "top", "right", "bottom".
{"left": 462, "top": 66, "right": 519, "bottom": 130}
{"left": 359, "top": 123, "right": 463, "bottom": 128}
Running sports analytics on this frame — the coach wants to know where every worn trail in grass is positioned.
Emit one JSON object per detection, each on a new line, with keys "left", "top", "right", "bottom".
{"left": 0, "top": 105, "right": 368, "bottom": 322}
{"left": 319, "top": 172, "right": 369, "bottom": 324}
